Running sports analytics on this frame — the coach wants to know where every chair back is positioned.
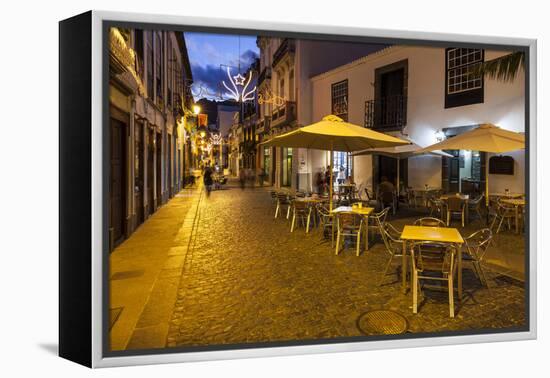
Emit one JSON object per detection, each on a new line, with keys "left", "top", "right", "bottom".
{"left": 316, "top": 203, "right": 330, "bottom": 217}
{"left": 292, "top": 200, "right": 308, "bottom": 211}
{"left": 464, "top": 228, "right": 492, "bottom": 261}
{"left": 337, "top": 212, "right": 361, "bottom": 228}
{"left": 381, "top": 223, "right": 403, "bottom": 254}
{"left": 372, "top": 207, "right": 390, "bottom": 225}
{"left": 414, "top": 217, "right": 446, "bottom": 227}
{"left": 276, "top": 192, "right": 289, "bottom": 203}
{"left": 364, "top": 188, "right": 375, "bottom": 201}
{"left": 410, "top": 241, "right": 457, "bottom": 274}
{"left": 447, "top": 196, "right": 464, "bottom": 212}
{"left": 497, "top": 203, "right": 515, "bottom": 217}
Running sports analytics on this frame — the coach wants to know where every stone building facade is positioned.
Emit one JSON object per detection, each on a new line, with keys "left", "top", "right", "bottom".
{"left": 108, "top": 27, "right": 194, "bottom": 250}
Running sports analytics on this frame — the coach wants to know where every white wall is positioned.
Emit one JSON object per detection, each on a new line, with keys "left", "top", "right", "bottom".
{"left": 310, "top": 46, "right": 526, "bottom": 193}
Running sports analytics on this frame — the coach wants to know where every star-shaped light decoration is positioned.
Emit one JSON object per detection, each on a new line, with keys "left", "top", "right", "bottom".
{"left": 222, "top": 66, "right": 257, "bottom": 103}
{"left": 233, "top": 73, "right": 246, "bottom": 85}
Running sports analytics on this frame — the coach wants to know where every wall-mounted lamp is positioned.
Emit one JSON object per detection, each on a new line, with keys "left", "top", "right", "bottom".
{"left": 435, "top": 129, "right": 445, "bottom": 142}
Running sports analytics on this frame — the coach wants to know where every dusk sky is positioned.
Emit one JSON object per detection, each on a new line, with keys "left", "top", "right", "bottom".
{"left": 184, "top": 32, "right": 259, "bottom": 101}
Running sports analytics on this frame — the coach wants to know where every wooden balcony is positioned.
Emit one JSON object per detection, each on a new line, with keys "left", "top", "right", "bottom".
{"left": 271, "top": 101, "right": 297, "bottom": 128}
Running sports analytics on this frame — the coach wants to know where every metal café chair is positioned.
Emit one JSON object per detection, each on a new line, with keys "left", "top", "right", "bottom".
{"left": 379, "top": 223, "right": 405, "bottom": 286}
{"left": 410, "top": 241, "right": 458, "bottom": 318}
{"left": 446, "top": 196, "right": 466, "bottom": 227}
{"left": 463, "top": 228, "right": 493, "bottom": 288}
{"left": 335, "top": 212, "right": 363, "bottom": 257}
{"left": 414, "top": 217, "right": 446, "bottom": 228}
{"left": 364, "top": 188, "right": 379, "bottom": 209}
{"left": 468, "top": 194, "right": 485, "bottom": 223}
{"left": 269, "top": 190, "right": 278, "bottom": 206}
{"left": 316, "top": 203, "right": 335, "bottom": 246}
{"left": 490, "top": 202, "right": 517, "bottom": 233}
{"left": 290, "top": 200, "right": 313, "bottom": 233}
{"left": 274, "top": 192, "right": 291, "bottom": 219}
{"left": 368, "top": 207, "right": 390, "bottom": 243}
{"left": 428, "top": 196, "right": 445, "bottom": 221}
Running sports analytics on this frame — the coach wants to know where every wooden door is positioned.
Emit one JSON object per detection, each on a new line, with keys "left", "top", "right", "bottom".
{"left": 110, "top": 117, "right": 126, "bottom": 248}
{"left": 156, "top": 132, "right": 162, "bottom": 206}
{"left": 147, "top": 128, "right": 154, "bottom": 215}
{"left": 442, "top": 150, "right": 460, "bottom": 193}
{"left": 168, "top": 135, "right": 173, "bottom": 197}
{"left": 135, "top": 121, "right": 144, "bottom": 225}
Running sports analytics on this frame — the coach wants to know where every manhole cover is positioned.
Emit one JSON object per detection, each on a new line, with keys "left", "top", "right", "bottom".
{"left": 357, "top": 310, "right": 409, "bottom": 335}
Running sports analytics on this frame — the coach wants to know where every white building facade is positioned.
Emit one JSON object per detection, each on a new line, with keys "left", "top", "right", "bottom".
{"left": 256, "top": 37, "right": 384, "bottom": 190}
{"left": 309, "top": 45, "right": 525, "bottom": 195}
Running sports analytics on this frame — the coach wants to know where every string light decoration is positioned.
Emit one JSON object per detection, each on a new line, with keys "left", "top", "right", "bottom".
{"left": 211, "top": 133, "right": 222, "bottom": 145}
{"left": 257, "top": 88, "right": 287, "bottom": 107}
{"left": 222, "top": 66, "right": 257, "bottom": 102}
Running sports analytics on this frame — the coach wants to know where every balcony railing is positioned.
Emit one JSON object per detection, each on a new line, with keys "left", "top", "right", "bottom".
{"left": 258, "top": 67, "right": 271, "bottom": 86}
{"left": 365, "top": 95, "right": 407, "bottom": 131}
{"left": 272, "top": 39, "right": 295, "bottom": 68}
{"left": 271, "top": 101, "right": 297, "bottom": 128}
{"left": 256, "top": 116, "right": 271, "bottom": 135}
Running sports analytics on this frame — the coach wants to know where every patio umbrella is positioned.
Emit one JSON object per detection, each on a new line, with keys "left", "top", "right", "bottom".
{"left": 416, "top": 123, "right": 525, "bottom": 206}
{"left": 352, "top": 143, "right": 453, "bottom": 193}
{"left": 262, "top": 115, "right": 409, "bottom": 210}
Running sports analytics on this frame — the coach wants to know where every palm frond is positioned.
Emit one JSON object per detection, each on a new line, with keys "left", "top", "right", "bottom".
{"left": 474, "top": 52, "right": 525, "bottom": 82}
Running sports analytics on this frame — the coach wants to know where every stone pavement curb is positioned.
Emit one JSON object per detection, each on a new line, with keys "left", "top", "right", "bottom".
{"left": 109, "top": 182, "right": 204, "bottom": 351}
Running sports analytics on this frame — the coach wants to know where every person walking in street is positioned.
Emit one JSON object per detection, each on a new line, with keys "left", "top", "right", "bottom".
{"left": 203, "top": 164, "right": 214, "bottom": 197}
{"left": 337, "top": 166, "right": 346, "bottom": 185}
{"left": 239, "top": 168, "right": 246, "bottom": 190}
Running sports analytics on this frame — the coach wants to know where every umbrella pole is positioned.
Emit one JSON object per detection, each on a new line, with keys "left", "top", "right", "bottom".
{"left": 330, "top": 142, "right": 334, "bottom": 211}
{"left": 396, "top": 157, "right": 400, "bottom": 194}
{"left": 486, "top": 153, "right": 490, "bottom": 223}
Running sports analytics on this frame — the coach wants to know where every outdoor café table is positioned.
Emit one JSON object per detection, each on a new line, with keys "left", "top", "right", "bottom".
{"left": 331, "top": 205, "right": 375, "bottom": 254}
{"left": 501, "top": 198, "right": 526, "bottom": 233}
{"left": 400, "top": 225, "right": 465, "bottom": 299}
{"left": 338, "top": 183, "right": 356, "bottom": 200}
{"left": 412, "top": 187, "right": 441, "bottom": 207}
{"left": 440, "top": 193, "right": 470, "bottom": 225}
{"left": 490, "top": 192, "right": 524, "bottom": 199}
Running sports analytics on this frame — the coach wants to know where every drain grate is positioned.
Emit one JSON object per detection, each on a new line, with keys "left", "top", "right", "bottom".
{"left": 357, "top": 310, "right": 409, "bottom": 335}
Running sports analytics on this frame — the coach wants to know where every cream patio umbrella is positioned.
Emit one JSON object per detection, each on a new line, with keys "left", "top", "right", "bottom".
{"left": 416, "top": 123, "right": 525, "bottom": 206}
{"left": 352, "top": 143, "right": 453, "bottom": 194}
{"left": 262, "top": 115, "right": 410, "bottom": 210}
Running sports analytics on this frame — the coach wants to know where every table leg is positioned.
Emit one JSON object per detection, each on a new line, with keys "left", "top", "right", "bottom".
{"left": 515, "top": 205, "right": 519, "bottom": 234}
{"left": 402, "top": 239, "right": 408, "bottom": 293}
{"left": 457, "top": 243, "right": 462, "bottom": 302}
{"left": 364, "top": 216, "right": 369, "bottom": 251}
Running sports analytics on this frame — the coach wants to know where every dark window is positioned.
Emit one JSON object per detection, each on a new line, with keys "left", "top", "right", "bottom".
{"left": 146, "top": 31, "right": 153, "bottom": 99}
{"left": 331, "top": 79, "right": 348, "bottom": 121}
{"left": 134, "top": 30, "right": 144, "bottom": 78}
{"left": 445, "top": 48, "right": 484, "bottom": 108}
{"left": 155, "top": 32, "right": 163, "bottom": 105}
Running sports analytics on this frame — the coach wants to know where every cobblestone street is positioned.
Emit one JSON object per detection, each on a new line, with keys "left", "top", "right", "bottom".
{"left": 111, "top": 180, "right": 526, "bottom": 352}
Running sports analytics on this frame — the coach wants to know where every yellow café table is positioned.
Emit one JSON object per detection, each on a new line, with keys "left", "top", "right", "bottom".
{"left": 490, "top": 192, "right": 524, "bottom": 199}
{"left": 412, "top": 187, "right": 441, "bottom": 207}
{"left": 501, "top": 198, "right": 526, "bottom": 233}
{"left": 400, "top": 225, "right": 465, "bottom": 299}
{"left": 331, "top": 205, "right": 374, "bottom": 255}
